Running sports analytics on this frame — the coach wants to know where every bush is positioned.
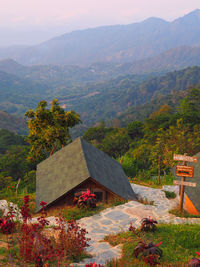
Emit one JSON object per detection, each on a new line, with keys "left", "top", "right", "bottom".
{"left": 119, "top": 155, "right": 143, "bottom": 177}
{"left": 163, "top": 190, "right": 176, "bottom": 199}
{"left": 5, "top": 195, "right": 91, "bottom": 265}
{"left": 73, "top": 190, "right": 97, "bottom": 209}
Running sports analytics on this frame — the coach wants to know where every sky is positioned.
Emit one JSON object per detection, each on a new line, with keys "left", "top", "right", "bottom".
{"left": 0, "top": 0, "right": 199, "bottom": 46}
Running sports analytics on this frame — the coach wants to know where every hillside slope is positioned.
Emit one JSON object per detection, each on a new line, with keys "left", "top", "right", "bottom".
{"left": 0, "top": 10, "right": 200, "bottom": 65}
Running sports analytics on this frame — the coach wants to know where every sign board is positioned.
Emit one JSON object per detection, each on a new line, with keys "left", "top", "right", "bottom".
{"left": 174, "top": 180, "right": 196, "bottom": 187}
{"left": 176, "top": 165, "right": 194, "bottom": 178}
{"left": 173, "top": 154, "right": 198, "bottom": 163}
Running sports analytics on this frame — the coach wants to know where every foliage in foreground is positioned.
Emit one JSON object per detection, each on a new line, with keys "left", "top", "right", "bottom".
{"left": 104, "top": 223, "right": 200, "bottom": 266}
{"left": 0, "top": 195, "right": 91, "bottom": 266}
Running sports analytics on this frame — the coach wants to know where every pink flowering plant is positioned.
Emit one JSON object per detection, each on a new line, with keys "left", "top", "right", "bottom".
{"left": 2, "top": 195, "right": 91, "bottom": 266}
{"left": 73, "top": 189, "right": 97, "bottom": 209}
{"left": 188, "top": 252, "right": 200, "bottom": 267}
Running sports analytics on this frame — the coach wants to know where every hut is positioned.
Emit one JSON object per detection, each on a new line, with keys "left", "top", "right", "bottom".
{"left": 36, "top": 137, "right": 137, "bottom": 212}
{"left": 173, "top": 152, "right": 200, "bottom": 215}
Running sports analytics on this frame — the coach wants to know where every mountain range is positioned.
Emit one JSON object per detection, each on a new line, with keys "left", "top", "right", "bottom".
{"left": 0, "top": 9, "right": 200, "bottom": 66}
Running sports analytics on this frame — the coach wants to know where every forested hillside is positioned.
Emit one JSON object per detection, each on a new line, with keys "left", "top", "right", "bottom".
{"left": 0, "top": 65, "right": 200, "bottom": 134}
{"left": 83, "top": 88, "right": 200, "bottom": 182}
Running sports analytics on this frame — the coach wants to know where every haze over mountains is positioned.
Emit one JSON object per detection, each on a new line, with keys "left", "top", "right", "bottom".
{"left": 0, "top": 9, "right": 200, "bottom": 66}
{"left": 0, "top": 9, "right": 200, "bottom": 136}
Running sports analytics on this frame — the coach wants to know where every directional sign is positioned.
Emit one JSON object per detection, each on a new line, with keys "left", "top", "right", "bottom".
{"left": 173, "top": 154, "right": 198, "bottom": 163}
{"left": 176, "top": 165, "right": 194, "bottom": 178}
{"left": 174, "top": 180, "right": 196, "bottom": 187}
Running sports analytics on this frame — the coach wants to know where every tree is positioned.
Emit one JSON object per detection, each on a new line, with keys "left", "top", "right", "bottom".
{"left": 25, "top": 99, "right": 81, "bottom": 162}
{"left": 126, "top": 121, "right": 144, "bottom": 140}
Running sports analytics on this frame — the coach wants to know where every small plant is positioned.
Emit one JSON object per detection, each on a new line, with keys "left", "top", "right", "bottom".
{"left": 134, "top": 241, "right": 163, "bottom": 266}
{"left": 73, "top": 189, "right": 96, "bottom": 209}
{"left": 188, "top": 252, "right": 200, "bottom": 267}
{"left": 137, "top": 196, "right": 154, "bottom": 205}
{"left": 140, "top": 217, "right": 158, "bottom": 232}
{"left": 163, "top": 190, "right": 176, "bottom": 199}
{"left": 0, "top": 215, "right": 15, "bottom": 234}
{"left": 129, "top": 221, "right": 162, "bottom": 266}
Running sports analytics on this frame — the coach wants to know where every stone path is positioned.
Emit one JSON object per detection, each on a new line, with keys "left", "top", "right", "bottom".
{"left": 70, "top": 184, "right": 200, "bottom": 266}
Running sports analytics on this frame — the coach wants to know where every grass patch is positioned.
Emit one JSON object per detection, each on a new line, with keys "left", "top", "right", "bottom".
{"left": 129, "top": 173, "right": 175, "bottom": 189}
{"left": 38, "top": 199, "right": 128, "bottom": 221}
{"left": 163, "top": 190, "right": 176, "bottom": 199}
{"left": 169, "top": 207, "right": 200, "bottom": 218}
{"left": 136, "top": 196, "right": 154, "bottom": 206}
{"left": 104, "top": 224, "right": 200, "bottom": 266}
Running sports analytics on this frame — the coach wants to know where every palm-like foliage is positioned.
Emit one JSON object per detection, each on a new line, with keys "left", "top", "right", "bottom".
{"left": 140, "top": 217, "right": 158, "bottom": 231}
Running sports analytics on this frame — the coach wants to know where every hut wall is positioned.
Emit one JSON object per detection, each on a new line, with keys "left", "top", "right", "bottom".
{"left": 185, "top": 193, "right": 199, "bottom": 215}
{"left": 46, "top": 178, "right": 123, "bottom": 212}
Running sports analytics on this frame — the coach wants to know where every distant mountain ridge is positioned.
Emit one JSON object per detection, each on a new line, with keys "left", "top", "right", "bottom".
{"left": 0, "top": 9, "right": 200, "bottom": 65}
{"left": 1, "top": 44, "right": 200, "bottom": 84}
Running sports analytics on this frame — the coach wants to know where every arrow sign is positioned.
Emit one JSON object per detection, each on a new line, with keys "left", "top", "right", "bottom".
{"left": 173, "top": 154, "right": 198, "bottom": 163}
{"left": 174, "top": 180, "right": 196, "bottom": 187}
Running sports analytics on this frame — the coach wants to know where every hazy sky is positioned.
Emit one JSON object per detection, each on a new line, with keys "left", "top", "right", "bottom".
{"left": 0, "top": 0, "right": 199, "bottom": 45}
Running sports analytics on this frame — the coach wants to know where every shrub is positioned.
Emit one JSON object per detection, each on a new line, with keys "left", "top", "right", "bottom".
{"left": 188, "top": 252, "right": 200, "bottom": 267}
{"left": 6, "top": 195, "right": 91, "bottom": 266}
{"left": 0, "top": 215, "right": 15, "bottom": 234}
{"left": 134, "top": 241, "right": 162, "bottom": 266}
{"left": 73, "top": 189, "right": 97, "bottom": 209}
{"left": 163, "top": 190, "right": 176, "bottom": 199}
{"left": 140, "top": 217, "right": 158, "bottom": 232}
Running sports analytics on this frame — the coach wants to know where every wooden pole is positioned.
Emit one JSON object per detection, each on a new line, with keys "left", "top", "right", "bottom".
{"left": 179, "top": 155, "right": 187, "bottom": 213}
{"left": 158, "top": 156, "right": 161, "bottom": 185}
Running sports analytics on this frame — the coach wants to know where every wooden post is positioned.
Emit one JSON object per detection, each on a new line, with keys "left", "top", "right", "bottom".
{"left": 179, "top": 154, "right": 187, "bottom": 213}
{"left": 158, "top": 156, "right": 161, "bottom": 185}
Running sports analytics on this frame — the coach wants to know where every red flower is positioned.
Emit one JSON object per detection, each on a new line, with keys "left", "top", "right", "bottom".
{"left": 40, "top": 201, "right": 47, "bottom": 206}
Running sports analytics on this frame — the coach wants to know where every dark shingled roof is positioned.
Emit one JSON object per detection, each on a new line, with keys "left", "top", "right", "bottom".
{"left": 172, "top": 152, "right": 200, "bottom": 213}
{"left": 36, "top": 137, "right": 136, "bottom": 211}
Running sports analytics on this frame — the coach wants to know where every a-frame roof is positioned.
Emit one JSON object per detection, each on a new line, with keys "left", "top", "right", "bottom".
{"left": 172, "top": 152, "right": 200, "bottom": 213}
{"left": 36, "top": 137, "right": 136, "bottom": 211}
{"left": 183, "top": 152, "right": 200, "bottom": 213}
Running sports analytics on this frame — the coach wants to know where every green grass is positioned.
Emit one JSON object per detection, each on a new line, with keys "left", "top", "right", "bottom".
{"left": 163, "top": 190, "right": 176, "bottom": 199}
{"left": 129, "top": 173, "right": 175, "bottom": 189}
{"left": 104, "top": 224, "right": 200, "bottom": 266}
{"left": 169, "top": 207, "right": 200, "bottom": 218}
{"left": 53, "top": 199, "right": 127, "bottom": 221}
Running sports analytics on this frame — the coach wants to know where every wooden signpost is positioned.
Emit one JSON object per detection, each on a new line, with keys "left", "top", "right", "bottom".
{"left": 176, "top": 165, "right": 193, "bottom": 178}
{"left": 173, "top": 180, "right": 196, "bottom": 187}
{"left": 173, "top": 153, "right": 197, "bottom": 213}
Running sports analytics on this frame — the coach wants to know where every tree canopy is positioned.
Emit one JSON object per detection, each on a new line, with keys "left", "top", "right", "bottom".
{"left": 25, "top": 99, "right": 81, "bottom": 162}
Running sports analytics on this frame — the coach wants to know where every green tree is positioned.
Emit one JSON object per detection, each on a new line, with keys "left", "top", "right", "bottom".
{"left": 25, "top": 99, "right": 81, "bottom": 162}
{"left": 126, "top": 121, "right": 144, "bottom": 140}
{"left": 0, "top": 145, "right": 31, "bottom": 181}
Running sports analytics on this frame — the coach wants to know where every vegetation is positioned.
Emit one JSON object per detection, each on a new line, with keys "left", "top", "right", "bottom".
{"left": 25, "top": 99, "right": 81, "bottom": 162}
{"left": 169, "top": 207, "right": 200, "bottom": 218}
{"left": 83, "top": 88, "right": 200, "bottom": 182}
{"left": 104, "top": 224, "right": 200, "bottom": 266}
{"left": 163, "top": 191, "right": 176, "bottom": 199}
{"left": 0, "top": 196, "right": 91, "bottom": 266}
